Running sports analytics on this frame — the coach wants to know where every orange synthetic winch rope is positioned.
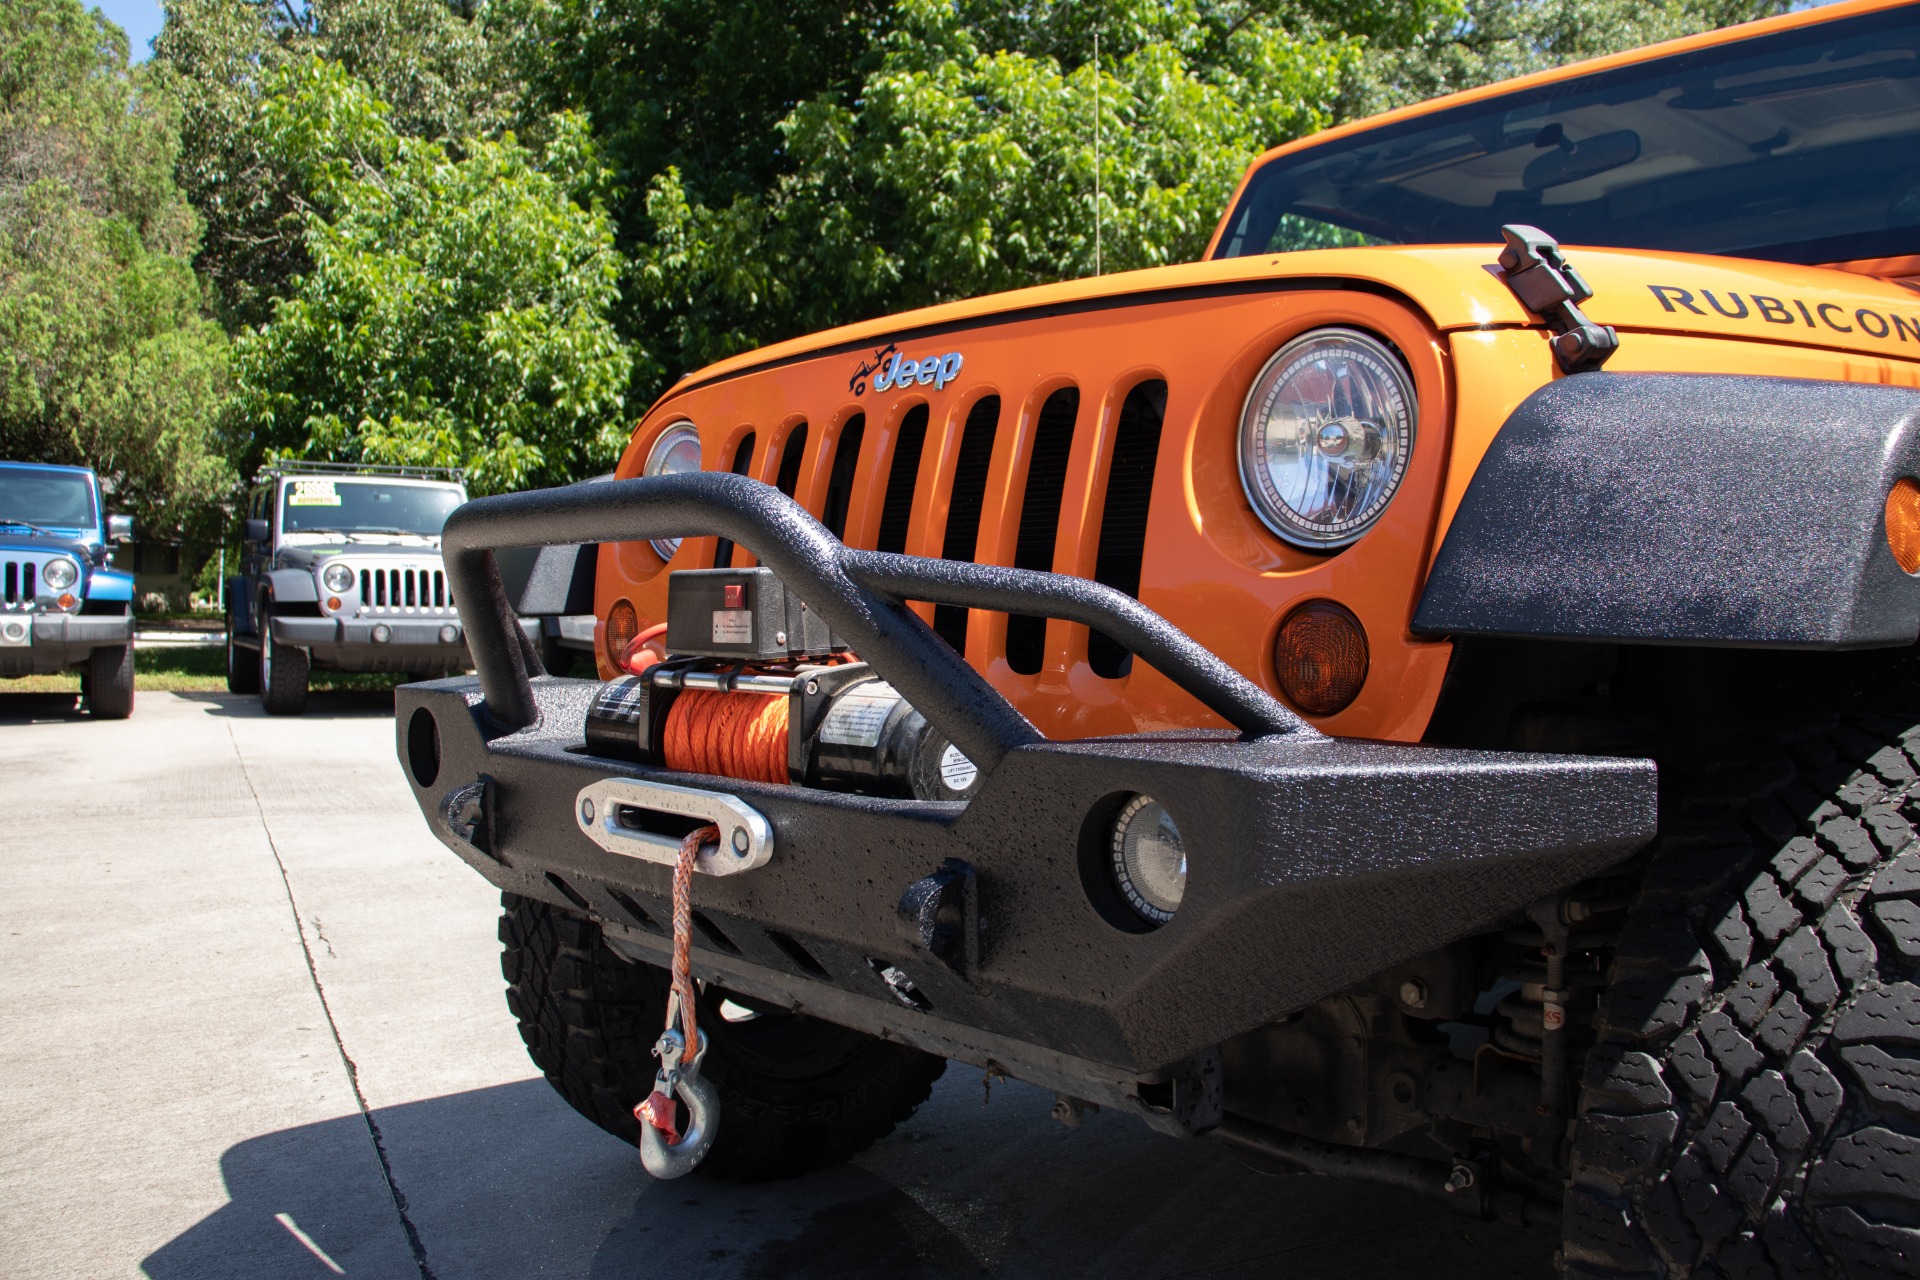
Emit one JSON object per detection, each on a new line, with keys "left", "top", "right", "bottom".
{"left": 635, "top": 821, "right": 718, "bottom": 1150}
{"left": 662, "top": 689, "right": 789, "bottom": 784}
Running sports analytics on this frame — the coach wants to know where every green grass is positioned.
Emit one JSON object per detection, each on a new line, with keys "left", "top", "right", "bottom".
{"left": 7, "top": 645, "right": 408, "bottom": 693}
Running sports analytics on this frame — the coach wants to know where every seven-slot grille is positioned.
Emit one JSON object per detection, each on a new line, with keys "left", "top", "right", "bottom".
{"left": 710, "top": 374, "right": 1168, "bottom": 677}
{"left": 2, "top": 557, "right": 42, "bottom": 609}
{"left": 355, "top": 565, "right": 453, "bottom": 614}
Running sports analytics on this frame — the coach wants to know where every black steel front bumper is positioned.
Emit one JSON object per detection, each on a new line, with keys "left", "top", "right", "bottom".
{"left": 396, "top": 473, "right": 1656, "bottom": 1109}
{"left": 0, "top": 612, "right": 133, "bottom": 676}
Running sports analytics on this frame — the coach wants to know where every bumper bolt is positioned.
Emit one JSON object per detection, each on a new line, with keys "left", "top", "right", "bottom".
{"left": 581, "top": 798, "right": 595, "bottom": 824}
{"left": 1445, "top": 1164, "right": 1475, "bottom": 1193}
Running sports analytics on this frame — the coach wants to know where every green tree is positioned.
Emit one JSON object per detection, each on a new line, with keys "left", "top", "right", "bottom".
{"left": 623, "top": 0, "right": 1379, "bottom": 377}
{"left": 525, "top": 0, "right": 1769, "bottom": 399}
{"left": 153, "top": 0, "right": 526, "bottom": 329}
{"left": 0, "top": 0, "right": 232, "bottom": 541}
{"left": 1344, "top": 0, "right": 1791, "bottom": 116}
{"left": 232, "top": 60, "right": 632, "bottom": 495}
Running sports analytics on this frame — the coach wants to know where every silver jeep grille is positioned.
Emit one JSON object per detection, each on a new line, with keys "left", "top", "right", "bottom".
{"left": 2, "top": 558, "right": 39, "bottom": 608}
{"left": 357, "top": 566, "right": 453, "bottom": 614}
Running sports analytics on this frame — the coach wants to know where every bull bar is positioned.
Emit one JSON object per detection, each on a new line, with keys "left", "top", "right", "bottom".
{"left": 396, "top": 473, "right": 1655, "bottom": 1114}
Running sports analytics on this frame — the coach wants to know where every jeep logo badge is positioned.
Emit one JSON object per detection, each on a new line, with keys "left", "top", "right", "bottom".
{"left": 850, "top": 342, "right": 964, "bottom": 396}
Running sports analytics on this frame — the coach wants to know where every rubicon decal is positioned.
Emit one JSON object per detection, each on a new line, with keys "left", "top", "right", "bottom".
{"left": 849, "top": 343, "right": 965, "bottom": 395}
{"left": 1647, "top": 284, "right": 1920, "bottom": 344}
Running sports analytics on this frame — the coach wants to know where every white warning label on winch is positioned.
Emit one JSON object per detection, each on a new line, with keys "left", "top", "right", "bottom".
{"left": 819, "top": 683, "right": 898, "bottom": 747}
{"left": 938, "top": 742, "right": 978, "bottom": 792}
{"left": 711, "top": 609, "right": 753, "bottom": 644}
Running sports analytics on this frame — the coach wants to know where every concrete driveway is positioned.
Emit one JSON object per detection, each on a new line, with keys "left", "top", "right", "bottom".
{"left": 0, "top": 690, "right": 1556, "bottom": 1279}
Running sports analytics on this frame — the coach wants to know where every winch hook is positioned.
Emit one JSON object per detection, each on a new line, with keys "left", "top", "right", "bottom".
{"left": 635, "top": 823, "right": 723, "bottom": 1179}
{"left": 637, "top": 1025, "right": 720, "bottom": 1178}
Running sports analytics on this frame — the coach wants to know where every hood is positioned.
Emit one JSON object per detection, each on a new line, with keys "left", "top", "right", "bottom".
{"left": 277, "top": 539, "right": 443, "bottom": 569}
{"left": 1551, "top": 247, "right": 1920, "bottom": 363}
{"left": 0, "top": 526, "right": 96, "bottom": 557}
{"left": 657, "top": 244, "right": 1919, "bottom": 406}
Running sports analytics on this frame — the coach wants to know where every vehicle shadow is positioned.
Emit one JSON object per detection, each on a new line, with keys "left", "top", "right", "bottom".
{"left": 176, "top": 690, "right": 400, "bottom": 719}
{"left": 141, "top": 1077, "right": 1557, "bottom": 1280}
{"left": 0, "top": 692, "right": 84, "bottom": 722}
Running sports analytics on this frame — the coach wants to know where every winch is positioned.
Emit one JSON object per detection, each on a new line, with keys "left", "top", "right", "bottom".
{"left": 583, "top": 567, "right": 983, "bottom": 802}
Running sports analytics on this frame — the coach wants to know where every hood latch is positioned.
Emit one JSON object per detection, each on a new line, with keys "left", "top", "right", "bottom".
{"left": 1494, "top": 224, "right": 1618, "bottom": 374}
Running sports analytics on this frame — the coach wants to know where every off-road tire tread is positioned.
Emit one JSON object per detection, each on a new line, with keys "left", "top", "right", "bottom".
{"left": 86, "top": 643, "right": 134, "bottom": 719}
{"left": 1565, "top": 713, "right": 1920, "bottom": 1278}
{"left": 498, "top": 891, "right": 945, "bottom": 1181}
{"left": 258, "top": 623, "right": 308, "bottom": 715}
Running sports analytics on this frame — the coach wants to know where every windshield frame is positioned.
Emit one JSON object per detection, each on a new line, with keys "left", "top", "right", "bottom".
{"left": 276, "top": 477, "right": 467, "bottom": 538}
{"left": 0, "top": 465, "right": 101, "bottom": 535}
{"left": 1208, "top": 1, "right": 1920, "bottom": 266}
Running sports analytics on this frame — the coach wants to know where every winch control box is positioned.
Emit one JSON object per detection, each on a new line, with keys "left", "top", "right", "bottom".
{"left": 664, "top": 567, "right": 843, "bottom": 660}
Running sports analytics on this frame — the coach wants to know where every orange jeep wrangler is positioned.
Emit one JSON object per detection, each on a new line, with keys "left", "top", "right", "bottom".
{"left": 401, "top": 1, "right": 1920, "bottom": 1274}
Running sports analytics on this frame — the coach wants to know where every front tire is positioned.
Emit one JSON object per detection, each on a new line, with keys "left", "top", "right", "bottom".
{"left": 499, "top": 892, "right": 945, "bottom": 1180}
{"left": 258, "top": 620, "right": 308, "bottom": 715}
{"left": 86, "top": 644, "right": 134, "bottom": 719}
{"left": 226, "top": 611, "right": 260, "bottom": 694}
{"left": 1565, "top": 714, "right": 1920, "bottom": 1279}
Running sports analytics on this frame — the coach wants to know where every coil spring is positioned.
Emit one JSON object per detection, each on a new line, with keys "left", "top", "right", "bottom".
{"left": 1489, "top": 888, "right": 1633, "bottom": 1061}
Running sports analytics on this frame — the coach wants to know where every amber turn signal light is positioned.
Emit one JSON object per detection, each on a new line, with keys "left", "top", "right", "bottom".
{"left": 1887, "top": 478, "right": 1920, "bottom": 575}
{"left": 1273, "top": 600, "right": 1369, "bottom": 717}
{"left": 605, "top": 598, "right": 640, "bottom": 672}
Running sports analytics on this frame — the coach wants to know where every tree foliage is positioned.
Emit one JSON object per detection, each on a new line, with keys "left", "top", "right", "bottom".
{"left": 0, "top": 0, "right": 231, "bottom": 539}
{"left": 154, "top": 0, "right": 526, "bottom": 328}
{"left": 515, "top": 0, "right": 1781, "bottom": 395}
{"left": 146, "top": 0, "right": 1792, "bottom": 494}
{"left": 232, "top": 61, "right": 632, "bottom": 495}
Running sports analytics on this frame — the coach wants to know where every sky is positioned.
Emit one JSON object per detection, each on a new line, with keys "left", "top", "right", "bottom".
{"left": 92, "top": 0, "right": 166, "bottom": 62}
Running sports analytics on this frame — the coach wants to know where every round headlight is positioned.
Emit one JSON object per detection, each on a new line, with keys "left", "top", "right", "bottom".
{"left": 321, "top": 562, "right": 355, "bottom": 594}
{"left": 40, "top": 557, "right": 78, "bottom": 591}
{"left": 644, "top": 421, "right": 703, "bottom": 560}
{"left": 1238, "top": 328, "right": 1416, "bottom": 549}
{"left": 1111, "top": 794, "right": 1186, "bottom": 926}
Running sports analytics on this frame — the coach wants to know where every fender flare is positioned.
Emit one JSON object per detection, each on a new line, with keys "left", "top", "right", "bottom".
{"left": 266, "top": 568, "right": 319, "bottom": 605}
{"left": 1412, "top": 372, "right": 1920, "bottom": 649}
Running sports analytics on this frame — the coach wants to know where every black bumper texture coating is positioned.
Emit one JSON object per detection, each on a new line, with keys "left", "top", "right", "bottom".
{"left": 400, "top": 676, "right": 1653, "bottom": 1077}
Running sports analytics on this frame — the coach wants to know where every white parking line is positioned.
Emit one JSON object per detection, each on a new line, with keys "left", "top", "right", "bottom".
{"left": 273, "top": 1213, "right": 346, "bottom": 1274}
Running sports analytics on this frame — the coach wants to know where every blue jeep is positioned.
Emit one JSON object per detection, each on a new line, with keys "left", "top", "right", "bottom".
{"left": 0, "top": 462, "right": 136, "bottom": 717}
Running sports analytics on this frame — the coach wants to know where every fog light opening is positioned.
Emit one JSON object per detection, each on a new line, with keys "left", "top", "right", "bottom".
{"left": 405, "top": 707, "right": 441, "bottom": 788}
{"left": 1110, "top": 794, "right": 1186, "bottom": 927}
{"left": 438, "top": 623, "right": 460, "bottom": 643}
{"left": 371, "top": 624, "right": 392, "bottom": 643}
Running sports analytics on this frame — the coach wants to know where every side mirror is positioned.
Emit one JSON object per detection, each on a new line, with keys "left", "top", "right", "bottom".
{"left": 107, "top": 514, "right": 133, "bottom": 543}
{"left": 244, "top": 518, "right": 270, "bottom": 544}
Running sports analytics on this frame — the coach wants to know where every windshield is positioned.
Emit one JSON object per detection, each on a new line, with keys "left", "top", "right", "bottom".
{"left": 0, "top": 467, "right": 97, "bottom": 531}
{"left": 280, "top": 478, "right": 465, "bottom": 536}
{"left": 1215, "top": 5, "right": 1920, "bottom": 265}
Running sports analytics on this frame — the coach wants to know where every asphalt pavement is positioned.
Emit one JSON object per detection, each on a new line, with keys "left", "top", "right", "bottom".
{"left": 0, "top": 689, "right": 1557, "bottom": 1279}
